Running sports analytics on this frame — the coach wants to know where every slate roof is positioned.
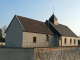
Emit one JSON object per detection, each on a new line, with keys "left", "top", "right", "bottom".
{"left": 49, "top": 21, "right": 78, "bottom": 37}
{"left": 17, "top": 15, "right": 53, "bottom": 34}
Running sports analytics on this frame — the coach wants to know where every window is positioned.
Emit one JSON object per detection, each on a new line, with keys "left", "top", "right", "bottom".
{"left": 70, "top": 39, "right": 72, "bottom": 44}
{"left": 46, "top": 34, "right": 49, "bottom": 41}
{"left": 64, "top": 38, "right": 67, "bottom": 44}
{"left": 33, "top": 37, "right": 36, "bottom": 43}
{"left": 74, "top": 39, "right": 76, "bottom": 44}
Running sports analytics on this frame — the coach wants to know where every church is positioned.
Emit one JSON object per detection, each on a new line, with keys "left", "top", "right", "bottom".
{"left": 5, "top": 14, "right": 78, "bottom": 48}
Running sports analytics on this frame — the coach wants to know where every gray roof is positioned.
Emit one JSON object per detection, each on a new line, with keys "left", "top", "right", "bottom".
{"left": 49, "top": 21, "right": 78, "bottom": 37}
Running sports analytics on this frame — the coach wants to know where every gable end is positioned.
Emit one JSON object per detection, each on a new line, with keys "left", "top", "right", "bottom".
{"left": 5, "top": 15, "right": 24, "bottom": 33}
{"left": 16, "top": 15, "right": 24, "bottom": 31}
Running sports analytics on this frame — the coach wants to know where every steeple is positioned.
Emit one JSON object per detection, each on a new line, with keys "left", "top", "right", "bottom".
{"left": 49, "top": 14, "right": 58, "bottom": 25}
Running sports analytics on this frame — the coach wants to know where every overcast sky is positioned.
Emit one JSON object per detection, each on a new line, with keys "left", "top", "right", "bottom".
{"left": 0, "top": 0, "right": 80, "bottom": 36}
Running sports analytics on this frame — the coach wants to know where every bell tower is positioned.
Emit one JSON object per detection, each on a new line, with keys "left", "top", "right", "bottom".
{"left": 49, "top": 14, "right": 58, "bottom": 25}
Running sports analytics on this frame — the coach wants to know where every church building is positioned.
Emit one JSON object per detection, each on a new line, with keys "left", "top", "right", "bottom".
{"left": 5, "top": 14, "right": 78, "bottom": 48}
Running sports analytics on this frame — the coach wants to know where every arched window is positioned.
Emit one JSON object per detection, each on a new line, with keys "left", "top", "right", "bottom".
{"left": 64, "top": 38, "right": 67, "bottom": 44}
{"left": 74, "top": 39, "right": 76, "bottom": 44}
{"left": 70, "top": 39, "right": 72, "bottom": 44}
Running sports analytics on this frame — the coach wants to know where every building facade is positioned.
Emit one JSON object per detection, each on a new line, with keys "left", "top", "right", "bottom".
{"left": 5, "top": 14, "right": 78, "bottom": 47}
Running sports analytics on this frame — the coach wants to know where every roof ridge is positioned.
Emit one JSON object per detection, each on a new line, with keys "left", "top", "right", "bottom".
{"left": 16, "top": 15, "right": 45, "bottom": 24}
{"left": 58, "top": 23, "right": 67, "bottom": 27}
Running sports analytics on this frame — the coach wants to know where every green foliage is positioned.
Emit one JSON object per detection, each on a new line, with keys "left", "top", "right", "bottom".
{"left": 78, "top": 40, "right": 80, "bottom": 44}
{"left": 0, "top": 29, "right": 2, "bottom": 41}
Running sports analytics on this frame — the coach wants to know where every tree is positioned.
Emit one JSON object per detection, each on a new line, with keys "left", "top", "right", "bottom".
{"left": 78, "top": 40, "right": 80, "bottom": 44}
{"left": 0, "top": 28, "right": 5, "bottom": 42}
{"left": 2, "top": 25, "right": 6, "bottom": 38}
{"left": 0, "top": 29, "right": 3, "bottom": 42}
{"left": 78, "top": 36, "right": 80, "bottom": 40}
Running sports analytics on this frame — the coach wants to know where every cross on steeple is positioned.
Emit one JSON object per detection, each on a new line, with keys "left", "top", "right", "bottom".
{"left": 53, "top": 7, "right": 55, "bottom": 14}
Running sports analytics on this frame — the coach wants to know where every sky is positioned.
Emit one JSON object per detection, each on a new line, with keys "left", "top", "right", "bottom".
{"left": 0, "top": 0, "right": 80, "bottom": 36}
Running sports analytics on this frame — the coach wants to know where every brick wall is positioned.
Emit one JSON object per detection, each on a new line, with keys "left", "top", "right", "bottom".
{"left": 34, "top": 47, "right": 80, "bottom": 60}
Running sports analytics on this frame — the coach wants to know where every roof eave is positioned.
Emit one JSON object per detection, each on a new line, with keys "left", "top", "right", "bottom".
{"left": 23, "top": 30, "right": 53, "bottom": 35}
{"left": 5, "top": 15, "right": 15, "bottom": 33}
{"left": 61, "top": 35, "right": 78, "bottom": 38}
{"left": 16, "top": 15, "right": 24, "bottom": 31}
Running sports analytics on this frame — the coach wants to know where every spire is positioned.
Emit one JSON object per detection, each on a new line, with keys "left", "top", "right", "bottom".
{"left": 49, "top": 14, "right": 58, "bottom": 25}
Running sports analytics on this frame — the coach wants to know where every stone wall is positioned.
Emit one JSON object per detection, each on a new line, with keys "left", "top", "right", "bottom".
{"left": 0, "top": 47, "right": 80, "bottom": 60}
{"left": 34, "top": 47, "right": 80, "bottom": 60}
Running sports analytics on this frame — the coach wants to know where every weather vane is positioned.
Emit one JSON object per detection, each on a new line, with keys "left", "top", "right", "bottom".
{"left": 53, "top": 7, "right": 55, "bottom": 14}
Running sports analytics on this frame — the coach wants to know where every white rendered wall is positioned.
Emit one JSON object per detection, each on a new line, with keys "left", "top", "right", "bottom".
{"left": 5, "top": 16, "right": 23, "bottom": 47}
{"left": 49, "top": 35, "right": 54, "bottom": 47}
{"left": 61, "top": 36, "right": 78, "bottom": 46}
{"left": 22, "top": 32, "right": 51, "bottom": 47}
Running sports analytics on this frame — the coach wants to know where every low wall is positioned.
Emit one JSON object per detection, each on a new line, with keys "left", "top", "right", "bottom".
{"left": 0, "top": 47, "right": 80, "bottom": 60}
{"left": 34, "top": 47, "right": 80, "bottom": 60}
{"left": 0, "top": 48, "right": 34, "bottom": 60}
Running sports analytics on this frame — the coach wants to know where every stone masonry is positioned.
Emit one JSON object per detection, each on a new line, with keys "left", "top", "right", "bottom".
{"left": 0, "top": 47, "right": 80, "bottom": 60}
{"left": 34, "top": 47, "right": 80, "bottom": 60}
